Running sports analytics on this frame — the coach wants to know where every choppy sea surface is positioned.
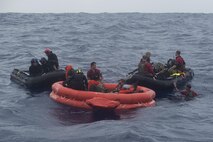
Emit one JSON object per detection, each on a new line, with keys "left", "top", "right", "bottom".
{"left": 0, "top": 13, "right": 213, "bottom": 142}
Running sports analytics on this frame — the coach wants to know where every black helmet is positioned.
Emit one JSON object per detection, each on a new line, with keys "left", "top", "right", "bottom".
{"left": 166, "top": 59, "right": 176, "bottom": 68}
{"left": 40, "top": 57, "right": 47, "bottom": 64}
{"left": 31, "top": 58, "right": 37, "bottom": 64}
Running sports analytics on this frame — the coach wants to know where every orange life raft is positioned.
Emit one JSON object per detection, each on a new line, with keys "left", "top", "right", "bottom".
{"left": 50, "top": 81, "right": 156, "bottom": 110}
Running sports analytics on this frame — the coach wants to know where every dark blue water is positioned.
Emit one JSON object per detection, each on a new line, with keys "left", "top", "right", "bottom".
{"left": 1, "top": 13, "right": 213, "bottom": 142}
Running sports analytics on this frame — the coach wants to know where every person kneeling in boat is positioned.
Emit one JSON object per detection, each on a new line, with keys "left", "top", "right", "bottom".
{"left": 156, "top": 51, "right": 185, "bottom": 79}
{"left": 40, "top": 57, "right": 51, "bottom": 74}
{"left": 29, "top": 58, "right": 43, "bottom": 77}
{"left": 63, "top": 65, "right": 88, "bottom": 91}
{"left": 168, "top": 50, "right": 186, "bottom": 73}
{"left": 138, "top": 55, "right": 156, "bottom": 79}
{"left": 44, "top": 48, "right": 59, "bottom": 71}
{"left": 128, "top": 52, "right": 153, "bottom": 75}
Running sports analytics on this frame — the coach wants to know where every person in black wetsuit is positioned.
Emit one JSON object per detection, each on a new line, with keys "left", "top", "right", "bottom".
{"left": 40, "top": 57, "right": 51, "bottom": 73}
{"left": 44, "top": 48, "right": 59, "bottom": 71}
{"left": 29, "top": 58, "right": 43, "bottom": 77}
{"left": 63, "top": 67, "right": 88, "bottom": 91}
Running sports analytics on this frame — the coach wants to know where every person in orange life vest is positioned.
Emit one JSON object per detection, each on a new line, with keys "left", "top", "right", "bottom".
{"left": 168, "top": 50, "right": 185, "bottom": 72}
{"left": 44, "top": 48, "right": 59, "bottom": 71}
{"left": 144, "top": 58, "right": 155, "bottom": 79}
{"left": 180, "top": 84, "right": 198, "bottom": 98}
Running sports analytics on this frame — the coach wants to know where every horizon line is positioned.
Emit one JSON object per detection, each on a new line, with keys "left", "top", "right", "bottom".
{"left": 1, "top": 12, "right": 213, "bottom": 14}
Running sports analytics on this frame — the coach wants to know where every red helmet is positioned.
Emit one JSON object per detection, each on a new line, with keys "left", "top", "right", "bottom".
{"left": 44, "top": 48, "right": 51, "bottom": 54}
{"left": 65, "top": 65, "right": 73, "bottom": 71}
{"left": 65, "top": 65, "right": 73, "bottom": 79}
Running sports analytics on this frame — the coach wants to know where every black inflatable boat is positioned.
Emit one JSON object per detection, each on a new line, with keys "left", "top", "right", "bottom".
{"left": 125, "top": 68, "right": 194, "bottom": 97}
{"left": 10, "top": 69, "right": 65, "bottom": 90}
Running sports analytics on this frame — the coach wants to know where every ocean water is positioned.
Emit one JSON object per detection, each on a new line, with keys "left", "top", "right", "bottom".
{"left": 0, "top": 13, "right": 213, "bottom": 142}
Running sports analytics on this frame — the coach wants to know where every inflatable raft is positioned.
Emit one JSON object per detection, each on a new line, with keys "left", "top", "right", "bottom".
{"left": 10, "top": 69, "right": 65, "bottom": 89}
{"left": 50, "top": 81, "right": 156, "bottom": 110}
{"left": 125, "top": 68, "right": 194, "bottom": 97}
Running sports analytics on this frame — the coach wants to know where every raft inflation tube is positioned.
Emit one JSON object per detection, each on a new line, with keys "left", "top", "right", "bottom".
{"left": 10, "top": 69, "right": 65, "bottom": 89}
{"left": 50, "top": 81, "right": 156, "bottom": 110}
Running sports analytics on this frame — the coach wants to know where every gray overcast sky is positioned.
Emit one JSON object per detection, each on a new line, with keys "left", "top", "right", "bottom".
{"left": 0, "top": 0, "right": 213, "bottom": 13}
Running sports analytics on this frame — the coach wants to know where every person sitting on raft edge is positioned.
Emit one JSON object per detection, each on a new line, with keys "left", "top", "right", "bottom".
{"left": 87, "top": 62, "right": 107, "bottom": 92}
{"left": 63, "top": 65, "right": 88, "bottom": 91}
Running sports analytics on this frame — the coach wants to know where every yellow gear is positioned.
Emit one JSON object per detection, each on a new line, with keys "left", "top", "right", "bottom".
{"left": 171, "top": 72, "right": 185, "bottom": 77}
